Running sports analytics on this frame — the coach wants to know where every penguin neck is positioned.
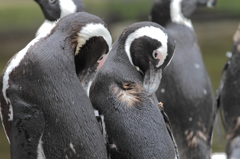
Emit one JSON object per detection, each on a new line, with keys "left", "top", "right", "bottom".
{"left": 59, "top": 0, "right": 77, "bottom": 18}
{"left": 170, "top": 0, "right": 193, "bottom": 30}
{"left": 36, "top": 20, "right": 56, "bottom": 37}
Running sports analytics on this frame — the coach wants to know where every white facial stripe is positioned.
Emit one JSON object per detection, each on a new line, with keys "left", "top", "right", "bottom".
{"left": 37, "top": 133, "right": 46, "bottom": 159}
{"left": 170, "top": 0, "right": 193, "bottom": 29}
{"left": 59, "top": 0, "right": 77, "bottom": 18}
{"left": 2, "top": 29, "right": 51, "bottom": 121}
{"left": 125, "top": 26, "right": 168, "bottom": 67}
{"left": 75, "top": 23, "right": 112, "bottom": 55}
{"left": 36, "top": 20, "right": 56, "bottom": 37}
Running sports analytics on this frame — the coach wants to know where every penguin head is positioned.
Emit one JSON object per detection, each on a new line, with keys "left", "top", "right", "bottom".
{"left": 123, "top": 22, "right": 175, "bottom": 73}
{"left": 150, "top": 0, "right": 216, "bottom": 27}
{"left": 122, "top": 21, "right": 175, "bottom": 95}
{"left": 34, "top": 0, "right": 85, "bottom": 21}
{"left": 51, "top": 12, "right": 112, "bottom": 94}
{"left": 197, "top": 0, "right": 217, "bottom": 8}
{"left": 181, "top": 0, "right": 217, "bottom": 17}
{"left": 149, "top": 0, "right": 171, "bottom": 27}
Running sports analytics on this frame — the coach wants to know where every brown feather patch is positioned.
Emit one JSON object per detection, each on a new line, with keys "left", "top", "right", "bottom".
{"left": 110, "top": 83, "right": 143, "bottom": 107}
{"left": 185, "top": 130, "right": 207, "bottom": 148}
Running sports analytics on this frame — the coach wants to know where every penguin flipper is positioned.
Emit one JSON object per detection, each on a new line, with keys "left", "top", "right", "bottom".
{"left": 10, "top": 101, "right": 45, "bottom": 159}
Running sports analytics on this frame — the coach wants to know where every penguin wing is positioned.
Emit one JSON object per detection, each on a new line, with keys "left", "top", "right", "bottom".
{"left": 0, "top": 72, "right": 45, "bottom": 157}
{"left": 10, "top": 99, "right": 45, "bottom": 159}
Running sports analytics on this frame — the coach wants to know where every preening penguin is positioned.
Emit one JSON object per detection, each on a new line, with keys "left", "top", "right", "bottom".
{"left": 90, "top": 22, "right": 176, "bottom": 159}
{"left": 150, "top": 0, "right": 216, "bottom": 159}
{"left": 217, "top": 24, "right": 240, "bottom": 159}
{"left": 0, "top": 12, "right": 111, "bottom": 158}
{"left": 34, "top": 0, "right": 86, "bottom": 36}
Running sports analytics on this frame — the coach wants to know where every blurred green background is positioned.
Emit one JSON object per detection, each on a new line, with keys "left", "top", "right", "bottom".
{"left": 0, "top": 0, "right": 240, "bottom": 158}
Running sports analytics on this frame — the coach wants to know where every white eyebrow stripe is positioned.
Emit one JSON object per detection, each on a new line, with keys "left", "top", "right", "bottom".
{"left": 75, "top": 23, "right": 112, "bottom": 55}
{"left": 124, "top": 26, "right": 168, "bottom": 66}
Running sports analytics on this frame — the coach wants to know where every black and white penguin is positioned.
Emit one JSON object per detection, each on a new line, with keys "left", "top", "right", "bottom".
{"left": 216, "top": 24, "right": 240, "bottom": 159}
{"left": 0, "top": 12, "right": 112, "bottom": 158}
{"left": 90, "top": 22, "right": 176, "bottom": 159}
{"left": 34, "top": 0, "right": 85, "bottom": 36}
{"left": 150, "top": 0, "right": 216, "bottom": 159}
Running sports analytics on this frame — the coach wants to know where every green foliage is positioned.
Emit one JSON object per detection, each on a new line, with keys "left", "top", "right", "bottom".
{"left": 83, "top": 0, "right": 153, "bottom": 21}
{"left": 215, "top": 0, "right": 240, "bottom": 14}
{"left": 0, "top": 4, "right": 43, "bottom": 32}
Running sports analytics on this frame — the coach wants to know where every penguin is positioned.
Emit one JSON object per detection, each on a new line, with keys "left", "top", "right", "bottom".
{"left": 89, "top": 21, "right": 176, "bottom": 159}
{"left": 34, "top": 0, "right": 86, "bottom": 36}
{"left": 150, "top": 0, "right": 216, "bottom": 159}
{"left": 0, "top": 12, "right": 112, "bottom": 158}
{"left": 216, "top": 24, "right": 240, "bottom": 159}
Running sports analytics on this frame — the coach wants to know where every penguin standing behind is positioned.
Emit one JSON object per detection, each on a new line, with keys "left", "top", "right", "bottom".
{"left": 90, "top": 22, "right": 176, "bottom": 159}
{"left": 0, "top": 12, "right": 112, "bottom": 158}
{"left": 34, "top": 0, "right": 85, "bottom": 36}
{"left": 150, "top": 0, "right": 216, "bottom": 159}
{"left": 217, "top": 24, "right": 240, "bottom": 159}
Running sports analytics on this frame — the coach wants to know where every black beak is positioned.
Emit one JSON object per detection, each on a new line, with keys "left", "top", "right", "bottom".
{"left": 143, "top": 62, "right": 162, "bottom": 97}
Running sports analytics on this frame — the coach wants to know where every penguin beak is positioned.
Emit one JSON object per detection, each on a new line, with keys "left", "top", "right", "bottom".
{"left": 143, "top": 62, "right": 162, "bottom": 96}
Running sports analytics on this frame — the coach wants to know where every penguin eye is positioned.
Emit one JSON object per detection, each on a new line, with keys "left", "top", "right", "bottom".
{"left": 49, "top": 0, "right": 56, "bottom": 4}
{"left": 98, "top": 55, "right": 104, "bottom": 62}
{"left": 152, "top": 50, "right": 158, "bottom": 59}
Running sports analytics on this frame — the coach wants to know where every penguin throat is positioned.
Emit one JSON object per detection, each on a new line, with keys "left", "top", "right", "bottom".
{"left": 59, "top": 0, "right": 77, "bottom": 17}
{"left": 170, "top": 0, "right": 193, "bottom": 29}
{"left": 36, "top": 20, "right": 56, "bottom": 37}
